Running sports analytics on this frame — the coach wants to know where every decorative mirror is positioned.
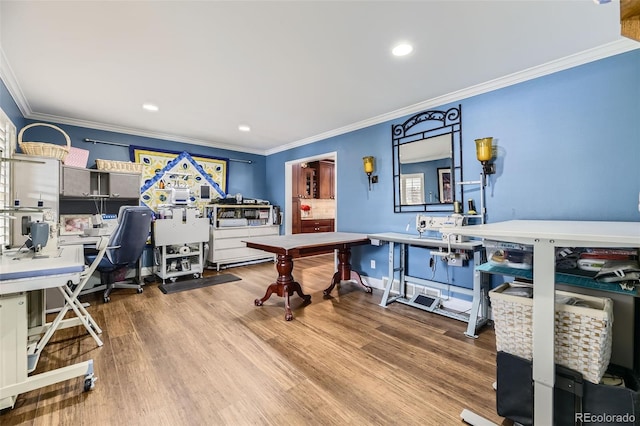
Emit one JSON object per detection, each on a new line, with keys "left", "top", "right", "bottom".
{"left": 392, "top": 105, "right": 462, "bottom": 213}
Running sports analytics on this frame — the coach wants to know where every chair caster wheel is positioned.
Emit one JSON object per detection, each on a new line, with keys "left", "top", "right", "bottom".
{"left": 137, "top": 288, "right": 143, "bottom": 294}
{"left": 103, "top": 296, "right": 110, "bottom": 303}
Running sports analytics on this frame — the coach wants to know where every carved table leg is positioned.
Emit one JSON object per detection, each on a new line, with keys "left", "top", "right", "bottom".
{"left": 254, "top": 283, "right": 278, "bottom": 306}
{"left": 323, "top": 246, "right": 372, "bottom": 296}
{"left": 254, "top": 253, "right": 311, "bottom": 321}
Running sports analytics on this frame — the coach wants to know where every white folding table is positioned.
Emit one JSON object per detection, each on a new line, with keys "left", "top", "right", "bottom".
{"left": 452, "top": 220, "right": 640, "bottom": 426}
{"left": 0, "top": 244, "right": 101, "bottom": 410}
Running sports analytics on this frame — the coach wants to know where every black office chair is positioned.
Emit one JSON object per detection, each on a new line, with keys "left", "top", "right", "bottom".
{"left": 83, "top": 206, "right": 153, "bottom": 303}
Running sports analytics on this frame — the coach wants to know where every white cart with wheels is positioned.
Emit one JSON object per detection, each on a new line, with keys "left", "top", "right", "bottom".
{"left": 0, "top": 245, "right": 98, "bottom": 410}
{"left": 153, "top": 208, "right": 209, "bottom": 284}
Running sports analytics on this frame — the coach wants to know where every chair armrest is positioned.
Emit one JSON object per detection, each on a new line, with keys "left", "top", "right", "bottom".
{"left": 81, "top": 236, "right": 110, "bottom": 278}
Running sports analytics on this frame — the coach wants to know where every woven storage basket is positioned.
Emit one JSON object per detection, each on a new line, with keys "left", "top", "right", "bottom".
{"left": 96, "top": 159, "right": 145, "bottom": 173}
{"left": 18, "top": 123, "right": 71, "bottom": 161}
{"left": 490, "top": 282, "right": 613, "bottom": 384}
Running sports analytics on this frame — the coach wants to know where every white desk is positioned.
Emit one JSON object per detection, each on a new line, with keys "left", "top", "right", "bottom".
{"left": 368, "top": 232, "right": 489, "bottom": 338}
{"left": 58, "top": 234, "right": 101, "bottom": 247}
{"left": 452, "top": 220, "right": 640, "bottom": 426}
{"left": 0, "top": 245, "right": 98, "bottom": 410}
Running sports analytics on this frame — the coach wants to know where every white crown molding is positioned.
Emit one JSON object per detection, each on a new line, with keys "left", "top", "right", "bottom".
{"left": 3, "top": 39, "right": 639, "bottom": 158}
{"left": 24, "top": 111, "right": 266, "bottom": 155}
{"left": 265, "top": 38, "right": 640, "bottom": 156}
{"left": 0, "top": 48, "right": 33, "bottom": 117}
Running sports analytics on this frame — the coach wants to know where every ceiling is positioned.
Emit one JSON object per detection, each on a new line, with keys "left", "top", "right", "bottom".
{"left": 0, "top": 1, "right": 637, "bottom": 155}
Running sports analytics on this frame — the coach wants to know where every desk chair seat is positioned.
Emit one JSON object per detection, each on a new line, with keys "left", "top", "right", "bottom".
{"left": 82, "top": 206, "right": 152, "bottom": 303}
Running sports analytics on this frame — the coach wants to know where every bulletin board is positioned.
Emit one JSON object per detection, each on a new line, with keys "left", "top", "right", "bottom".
{"left": 130, "top": 146, "right": 228, "bottom": 212}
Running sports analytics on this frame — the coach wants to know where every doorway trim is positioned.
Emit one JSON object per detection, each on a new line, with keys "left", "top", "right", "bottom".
{"left": 284, "top": 151, "right": 337, "bottom": 235}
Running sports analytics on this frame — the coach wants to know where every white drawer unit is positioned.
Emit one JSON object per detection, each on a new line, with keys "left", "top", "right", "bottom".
{"left": 205, "top": 204, "right": 279, "bottom": 271}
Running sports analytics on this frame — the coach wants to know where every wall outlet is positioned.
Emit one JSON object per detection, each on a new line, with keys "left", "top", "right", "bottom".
{"left": 370, "top": 259, "right": 376, "bottom": 269}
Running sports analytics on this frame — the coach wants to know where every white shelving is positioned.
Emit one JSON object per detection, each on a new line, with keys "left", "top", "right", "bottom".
{"left": 153, "top": 208, "right": 209, "bottom": 283}
{"left": 206, "top": 204, "right": 278, "bottom": 271}
{"left": 156, "top": 243, "right": 204, "bottom": 283}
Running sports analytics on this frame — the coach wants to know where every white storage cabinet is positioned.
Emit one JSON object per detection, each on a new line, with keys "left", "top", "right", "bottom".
{"left": 154, "top": 208, "right": 209, "bottom": 283}
{"left": 206, "top": 204, "right": 278, "bottom": 271}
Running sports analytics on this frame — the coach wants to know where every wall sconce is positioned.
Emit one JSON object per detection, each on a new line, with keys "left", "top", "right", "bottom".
{"left": 475, "top": 137, "right": 495, "bottom": 176}
{"left": 362, "top": 156, "right": 378, "bottom": 190}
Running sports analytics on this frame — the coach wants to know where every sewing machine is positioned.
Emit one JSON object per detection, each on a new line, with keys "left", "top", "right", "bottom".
{"left": 415, "top": 214, "right": 467, "bottom": 241}
{"left": 414, "top": 213, "right": 470, "bottom": 267}
{"left": 21, "top": 210, "right": 59, "bottom": 257}
{"left": 84, "top": 213, "right": 118, "bottom": 237}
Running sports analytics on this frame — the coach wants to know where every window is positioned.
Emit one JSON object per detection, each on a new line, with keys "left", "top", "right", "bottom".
{"left": 0, "top": 108, "right": 16, "bottom": 249}
{"left": 400, "top": 173, "right": 424, "bottom": 205}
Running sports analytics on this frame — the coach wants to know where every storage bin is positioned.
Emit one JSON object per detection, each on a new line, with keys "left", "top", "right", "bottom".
{"left": 17, "top": 122, "right": 71, "bottom": 161}
{"left": 63, "top": 147, "right": 90, "bottom": 168}
{"left": 484, "top": 239, "right": 533, "bottom": 269}
{"left": 497, "top": 351, "right": 640, "bottom": 426}
{"left": 95, "top": 159, "right": 145, "bottom": 173}
{"left": 490, "top": 282, "right": 613, "bottom": 383}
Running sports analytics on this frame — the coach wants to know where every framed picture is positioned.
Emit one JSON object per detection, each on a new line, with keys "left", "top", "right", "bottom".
{"left": 438, "top": 168, "right": 452, "bottom": 203}
{"left": 60, "top": 214, "right": 92, "bottom": 235}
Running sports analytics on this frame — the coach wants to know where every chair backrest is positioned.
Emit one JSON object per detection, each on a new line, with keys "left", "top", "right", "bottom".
{"left": 106, "top": 206, "right": 153, "bottom": 267}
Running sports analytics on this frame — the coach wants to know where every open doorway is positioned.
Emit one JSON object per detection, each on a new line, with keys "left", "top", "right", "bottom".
{"left": 284, "top": 151, "right": 337, "bottom": 235}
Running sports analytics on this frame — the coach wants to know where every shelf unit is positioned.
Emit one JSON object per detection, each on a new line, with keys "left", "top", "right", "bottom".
{"left": 153, "top": 208, "right": 209, "bottom": 283}
{"left": 477, "top": 262, "right": 638, "bottom": 296}
{"left": 60, "top": 165, "right": 141, "bottom": 199}
{"left": 155, "top": 242, "right": 204, "bottom": 283}
{"left": 453, "top": 220, "right": 640, "bottom": 426}
{"left": 457, "top": 173, "right": 486, "bottom": 225}
{"left": 206, "top": 204, "right": 278, "bottom": 271}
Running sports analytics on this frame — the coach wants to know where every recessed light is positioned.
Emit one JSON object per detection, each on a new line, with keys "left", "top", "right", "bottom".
{"left": 238, "top": 124, "right": 251, "bottom": 132}
{"left": 142, "top": 103, "right": 159, "bottom": 112}
{"left": 392, "top": 43, "right": 413, "bottom": 57}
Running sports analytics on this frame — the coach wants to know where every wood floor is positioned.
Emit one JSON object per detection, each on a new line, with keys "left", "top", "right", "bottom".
{"left": 2, "top": 254, "right": 509, "bottom": 425}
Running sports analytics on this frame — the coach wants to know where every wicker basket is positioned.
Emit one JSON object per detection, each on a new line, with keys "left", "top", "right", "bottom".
{"left": 96, "top": 159, "right": 145, "bottom": 173}
{"left": 18, "top": 123, "right": 71, "bottom": 161}
{"left": 490, "top": 282, "right": 613, "bottom": 384}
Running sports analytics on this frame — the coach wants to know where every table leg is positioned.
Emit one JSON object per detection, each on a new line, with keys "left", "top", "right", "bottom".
{"left": 323, "top": 246, "right": 372, "bottom": 296}
{"left": 254, "top": 253, "right": 311, "bottom": 321}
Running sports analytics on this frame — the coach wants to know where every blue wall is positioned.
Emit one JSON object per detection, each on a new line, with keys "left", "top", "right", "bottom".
{"left": 1, "top": 79, "right": 26, "bottom": 130}
{"left": 3, "top": 49, "right": 639, "bottom": 291}
{"left": 267, "top": 49, "right": 640, "bottom": 287}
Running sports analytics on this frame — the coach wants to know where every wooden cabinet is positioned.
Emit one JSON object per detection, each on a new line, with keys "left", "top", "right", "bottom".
{"left": 292, "top": 197, "right": 301, "bottom": 235}
{"left": 292, "top": 162, "right": 316, "bottom": 199}
{"left": 300, "top": 165, "right": 316, "bottom": 199}
{"left": 292, "top": 163, "right": 301, "bottom": 198}
{"left": 317, "top": 160, "right": 334, "bottom": 199}
{"left": 60, "top": 166, "right": 140, "bottom": 199}
{"left": 300, "top": 219, "right": 334, "bottom": 233}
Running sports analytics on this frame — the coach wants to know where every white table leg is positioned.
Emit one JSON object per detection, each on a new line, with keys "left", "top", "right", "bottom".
{"left": 532, "top": 240, "right": 556, "bottom": 425}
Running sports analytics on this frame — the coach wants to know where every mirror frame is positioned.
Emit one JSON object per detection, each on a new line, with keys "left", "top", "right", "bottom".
{"left": 392, "top": 105, "right": 462, "bottom": 213}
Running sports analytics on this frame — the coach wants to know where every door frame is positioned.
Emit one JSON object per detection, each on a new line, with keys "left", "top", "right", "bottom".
{"left": 284, "top": 151, "right": 337, "bottom": 235}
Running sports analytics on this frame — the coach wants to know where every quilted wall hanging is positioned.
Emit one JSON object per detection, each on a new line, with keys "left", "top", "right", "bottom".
{"left": 131, "top": 146, "right": 228, "bottom": 212}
